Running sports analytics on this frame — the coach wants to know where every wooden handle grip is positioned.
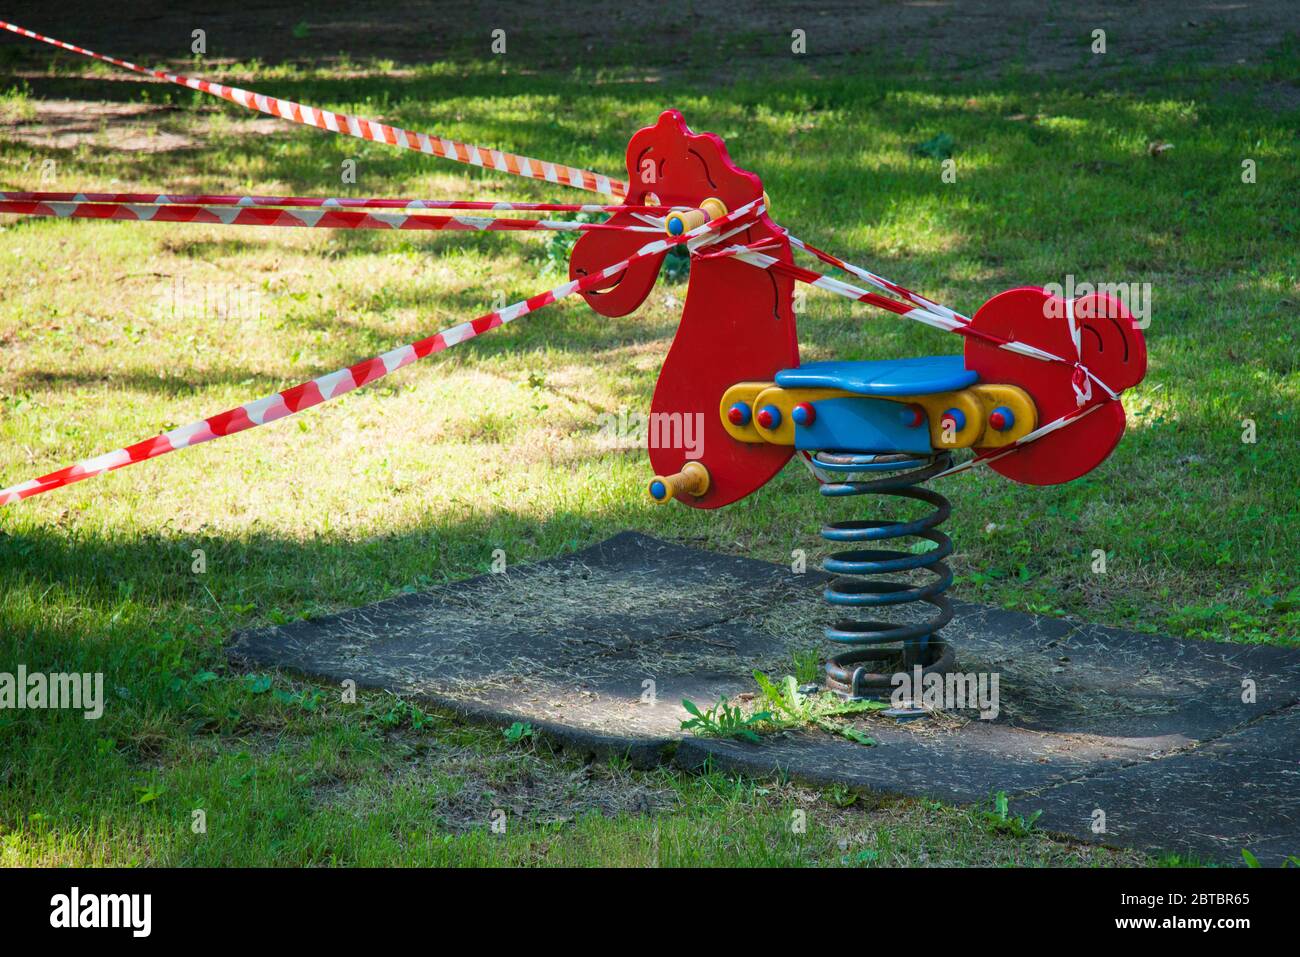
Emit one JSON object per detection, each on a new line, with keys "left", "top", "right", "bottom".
{"left": 664, "top": 197, "right": 727, "bottom": 237}
{"left": 647, "top": 461, "right": 710, "bottom": 504}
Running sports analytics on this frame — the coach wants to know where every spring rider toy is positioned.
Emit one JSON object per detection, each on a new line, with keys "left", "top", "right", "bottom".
{"left": 574, "top": 112, "right": 1148, "bottom": 698}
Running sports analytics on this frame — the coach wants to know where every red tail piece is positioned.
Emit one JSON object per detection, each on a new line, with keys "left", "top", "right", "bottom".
{"left": 963, "top": 286, "right": 1148, "bottom": 485}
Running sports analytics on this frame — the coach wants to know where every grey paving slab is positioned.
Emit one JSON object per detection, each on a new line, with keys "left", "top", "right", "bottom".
{"left": 230, "top": 532, "right": 803, "bottom": 765}
{"left": 228, "top": 532, "right": 1300, "bottom": 863}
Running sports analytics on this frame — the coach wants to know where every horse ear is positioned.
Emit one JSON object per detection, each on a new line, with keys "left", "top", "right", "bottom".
{"left": 569, "top": 211, "right": 666, "bottom": 318}
{"left": 1074, "top": 292, "right": 1148, "bottom": 393}
{"left": 570, "top": 109, "right": 764, "bottom": 320}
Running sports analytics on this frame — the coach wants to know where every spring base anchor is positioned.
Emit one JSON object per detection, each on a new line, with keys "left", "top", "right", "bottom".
{"left": 813, "top": 451, "right": 958, "bottom": 700}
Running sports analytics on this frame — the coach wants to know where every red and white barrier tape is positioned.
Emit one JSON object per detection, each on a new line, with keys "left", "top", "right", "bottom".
{"left": 0, "top": 19, "right": 627, "bottom": 197}
{"left": 0, "top": 198, "right": 661, "bottom": 234}
{"left": 698, "top": 239, "right": 956, "bottom": 326}
{"left": 786, "top": 233, "right": 969, "bottom": 325}
{"left": 0, "top": 191, "right": 666, "bottom": 215}
{"left": 0, "top": 199, "right": 763, "bottom": 505}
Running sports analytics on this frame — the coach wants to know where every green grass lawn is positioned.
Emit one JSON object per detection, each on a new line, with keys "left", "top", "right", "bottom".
{"left": 1, "top": 23, "right": 1297, "bottom": 866}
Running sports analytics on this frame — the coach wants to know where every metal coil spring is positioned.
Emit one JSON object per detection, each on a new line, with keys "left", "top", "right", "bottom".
{"left": 814, "top": 450, "right": 957, "bottom": 699}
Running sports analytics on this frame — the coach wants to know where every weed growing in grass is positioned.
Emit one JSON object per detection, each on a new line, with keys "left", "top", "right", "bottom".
{"left": 502, "top": 721, "right": 535, "bottom": 744}
{"left": 242, "top": 674, "right": 272, "bottom": 694}
{"left": 133, "top": 784, "right": 164, "bottom": 805}
{"left": 368, "top": 696, "right": 433, "bottom": 731}
{"left": 910, "top": 132, "right": 955, "bottom": 160}
{"left": 980, "top": 791, "right": 1043, "bottom": 838}
{"left": 825, "top": 784, "right": 860, "bottom": 808}
{"left": 0, "top": 81, "right": 34, "bottom": 122}
{"left": 273, "top": 687, "right": 325, "bottom": 712}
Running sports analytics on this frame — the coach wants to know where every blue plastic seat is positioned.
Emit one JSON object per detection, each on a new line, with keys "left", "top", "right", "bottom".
{"left": 774, "top": 355, "right": 976, "bottom": 397}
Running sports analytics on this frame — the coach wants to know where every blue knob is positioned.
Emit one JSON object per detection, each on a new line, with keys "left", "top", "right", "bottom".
{"left": 649, "top": 480, "right": 667, "bottom": 500}
{"left": 941, "top": 408, "right": 966, "bottom": 432}
{"left": 791, "top": 402, "right": 815, "bottom": 426}
{"left": 989, "top": 406, "right": 1015, "bottom": 432}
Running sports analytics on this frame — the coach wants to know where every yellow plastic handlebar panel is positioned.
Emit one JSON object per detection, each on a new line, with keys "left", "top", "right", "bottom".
{"left": 718, "top": 381, "right": 1037, "bottom": 450}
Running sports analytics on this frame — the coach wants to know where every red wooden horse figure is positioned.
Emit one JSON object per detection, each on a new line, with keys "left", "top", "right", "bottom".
{"left": 571, "top": 110, "right": 800, "bottom": 508}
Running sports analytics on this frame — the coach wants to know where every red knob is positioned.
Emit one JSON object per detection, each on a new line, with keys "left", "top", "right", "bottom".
{"left": 727, "top": 403, "right": 751, "bottom": 425}
{"left": 900, "top": 404, "right": 925, "bottom": 428}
